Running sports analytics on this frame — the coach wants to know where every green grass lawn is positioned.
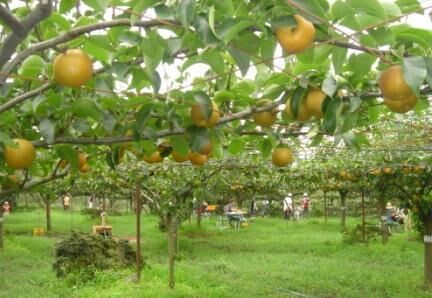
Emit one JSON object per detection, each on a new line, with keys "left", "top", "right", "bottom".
{"left": 0, "top": 209, "right": 431, "bottom": 297}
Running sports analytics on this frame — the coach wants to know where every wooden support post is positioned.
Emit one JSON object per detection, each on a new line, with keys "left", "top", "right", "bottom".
{"left": 324, "top": 192, "right": 327, "bottom": 223}
{"left": 135, "top": 182, "right": 142, "bottom": 282}
{"left": 0, "top": 212, "right": 3, "bottom": 253}
{"left": 361, "top": 189, "right": 366, "bottom": 242}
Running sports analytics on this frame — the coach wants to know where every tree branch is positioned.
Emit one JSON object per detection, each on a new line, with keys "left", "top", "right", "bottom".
{"left": 0, "top": 5, "right": 25, "bottom": 33}
{"left": 0, "top": 19, "right": 176, "bottom": 84}
{"left": 0, "top": 57, "right": 144, "bottom": 114}
{"left": 0, "top": 0, "right": 53, "bottom": 70}
{"left": 0, "top": 81, "right": 52, "bottom": 113}
{"left": 318, "top": 39, "right": 389, "bottom": 56}
{"left": 32, "top": 98, "right": 286, "bottom": 147}
{"left": 0, "top": 170, "right": 68, "bottom": 198}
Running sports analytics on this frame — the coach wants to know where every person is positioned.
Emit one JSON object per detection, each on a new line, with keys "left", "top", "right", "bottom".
{"left": 301, "top": 193, "right": 310, "bottom": 217}
{"left": 385, "top": 202, "right": 396, "bottom": 224}
{"left": 63, "top": 193, "right": 71, "bottom": 211}
{"left": 88, "top": 195, "right": 94, "bottom": 209}
{"left": 283, "top": 193, "right": 293, "bottom": 220}
{"left": 224, "top": 199, "right": 242, "bottom": 227}
{"left": 250, "top": 199, "right": 257, "bottom": 217}
{"left": 2, "top": 201, "right": 11, "bottom": 216}
{"left": 403, "top": 208, "right": 412, "bottom": 231}
{"left": 261, "top": 197, "right": 270, "bottom": 216}
{"left": 224, "top": 199, "right": 237, "bottom": 214}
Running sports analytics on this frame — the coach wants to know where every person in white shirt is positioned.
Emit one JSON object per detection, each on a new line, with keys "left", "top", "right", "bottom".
{"left": 283, "top": 193, "right": 293, "bottom": 219}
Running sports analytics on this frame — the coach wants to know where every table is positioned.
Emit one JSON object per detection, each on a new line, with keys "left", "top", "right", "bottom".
{"left": 226, "top": 211, "right": 247, "bottom": 230}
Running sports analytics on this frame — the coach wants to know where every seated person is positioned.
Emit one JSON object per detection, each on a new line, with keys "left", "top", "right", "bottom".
{"left": 385, "top": 202, "right": 398, "bottom": 226}
{"left": 223, "top": 199, "right": 243, "bottom": 226}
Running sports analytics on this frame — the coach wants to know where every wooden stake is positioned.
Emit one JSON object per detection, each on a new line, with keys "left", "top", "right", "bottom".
{"left": 135, "top": 182, "right": 142, "bottom": 282}
{"left": 361, "top": 189, "right": 366, "bottom": 242}
{"left": 324, "top": 192, "right": 327, "bottom": 223}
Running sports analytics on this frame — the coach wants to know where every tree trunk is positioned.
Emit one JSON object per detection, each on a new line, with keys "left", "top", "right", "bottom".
{"left": 166, "top": 213, "right": 177, "bottom": 289}
{"left": 340, "top": 191, "right": 347, "bottom": 229}
{"left": 423, "top": 211, "right": 432, "bottom": 285}
{"left": 379, "top": 200, "right": 389, "bottom": 244}
{"left": 45, "top": 202, "right": 52, "bottom": 231}
{"left": 0, "top": 211, "right": 4, "bottom": 253}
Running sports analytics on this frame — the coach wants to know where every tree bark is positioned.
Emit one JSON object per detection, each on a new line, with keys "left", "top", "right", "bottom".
{"left": 166, "top": 213, "right": 177, "bottom": 289}
{"left": 423, "top": 211, "right": 432, "bottom": 285}
{"left": 45, "top": 202, "right": 52, "bottom": 231}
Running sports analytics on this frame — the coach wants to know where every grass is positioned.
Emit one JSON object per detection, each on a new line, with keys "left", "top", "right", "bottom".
{"left": 0, "top": 209, "right": 431, "bottom": 297}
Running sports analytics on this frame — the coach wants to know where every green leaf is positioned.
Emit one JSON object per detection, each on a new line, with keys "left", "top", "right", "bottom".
{"left": 0, "top": 132, "right": 12, "bottom": 145}
{"left": 259, "top": 138, "right": 273, "bottom": 158}
{"left": 131, "top": 1, "right": 148, "bottom": 25}
{"left": 59, "top": 0, "right": 77, "bottom": 13}
{"left": 341, "top": 113, "right": 358, "bottom": 133}
{"left": 193, "top": 91, "right": 212, "bottom": 119}
{"left": 18, "top": 55, "right": 45, "bottom": 77}
{"left": 151, "top": 71, "right": 161, "bottom": 94}
{"left": 322, "top": 75, "right": 337, "bottom": 97}
{"left": 136, "top": 103, "right": 153, "bottom": 132}
{"left": 310, "top": 134, "right": 323, "bottom": 146}
{"left": 348, "top": 53, "right": 376, "bottom": 78}
{"left": 271, "top": 15, "right": 296, "bottom": 27}
{"left": 332, "top": 47, "right": 347, "bottom": 74}
{"left": 217, "top": 19, "right": 254, "bottom": 44}
{"left": 47, "top": 12, "right": 71, "bottom": 30}
{"left": 403, "top": 56, "right": 427, "bottom": 96}
{"left": 331, "top": 0, "right": 354, "bottom": 19}
{"left": 348, "top": 0, "right": 387, "bottom": 19}
{"left": 260, "top": 37, "right": 277, "bottom": 69}
{"left": 227, "top": 46, "right": 250, "bottom": 77}
{"left": 87, "top": 35, "right": 116, "bottom": 52}
{"left": 193, "top": 15, "right": 218, "bottom": 45}
{"left": 177, "top": 0, "right": 196, "bottom": 28}
{"left": 82, "top": 0, "right": 107, "bottom": 11}
{"left": 188, "top": 126, "right": 209, "bottom": 152}
{"left": 82, "top": 41, "right": 111, "bottom": 64}
{"left": 424, "top": 57, "right": 432, "bottom": 88}
{"left": 369, "top": 27, "right": 395, "bottom": 45}
{"left": 154, "top": 4, "right": 174, "bottom": 20}
{"left": 323, "top": 97, "right": 340, "bottom": 133}
{"left": 170, "top": 135, "right": 189, "bottom": 155}
{"left": 201, "top": 49, "right": 225, "bottom": 76}
{"left": 290, "top": 87, "right": 307, "bottom": 118}
{"left": 392, "top": 25, "right": 432, "bottom": 48}
{"left": 56, "top": 145, "right": 78, "bottom": 168}
{"left": 395, "top": 0, "right": 421, "bottom": 13}
{"left": 102, "top": 112, "right": 117, "bottom": 135}
{"left": 142, "top": 36, "right": 165, "bottom": 77}
{"left": 71, "top": 99, "right": 101, "bottom": 120}
{"left": 289, "top": 0, "right": 327, "bottom": 19}
{"left": 381, "top": 2, "right": 402, "bottom": 17}
{"left": 228, "top": 138, "right": 244, "bottom": 155}
{"left": 348, "top": 97, "right": 362, "bottom": 113}
{"left": 214, "top": 0, "right": 235, "bottom": 17}
{"left": 39, "top": 119, "right": 56, "bottom": 145}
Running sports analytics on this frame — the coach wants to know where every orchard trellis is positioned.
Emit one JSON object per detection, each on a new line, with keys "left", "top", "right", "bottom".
{"left": 1, "top": 0, "right": 432, "bottom": 287}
